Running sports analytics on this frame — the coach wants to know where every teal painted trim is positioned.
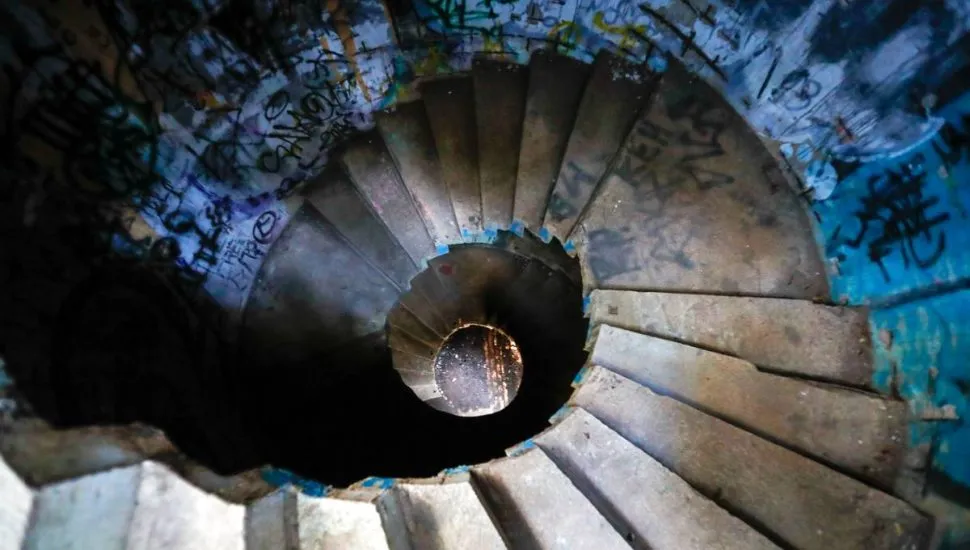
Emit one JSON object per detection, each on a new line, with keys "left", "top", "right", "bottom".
{"left": 506, "top": 439, "right": 536, "bottom": 456}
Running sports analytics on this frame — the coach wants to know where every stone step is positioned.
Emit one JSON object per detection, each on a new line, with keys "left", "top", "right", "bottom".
{"left": 421, "top": 78, "right": 482, "bottom": 239}
{"left": 474, "top": 59, "right": 528, "bottom": 233}
{"left": 534, "top": 408, "right": 778, "bottom": 550}
{"left": 387, "top": 301, "right": 447, "bottom": 344}
{"left": 341, "top": 133, "right": 437, "bottom": 265}
{"left": 572, "top": 61, "right": 827, "bottom": 297}
{"left": 1, "top": 454, "right": 32, "bottom": 550}
{"left": 304, "top": 165, "right": 419, "bottom": 290}
{"left": 26, "top": 461, "right": 244, "bottom": 550}
{"left": 491, "top": 230, "right": 581, "bottom": 287}
{"left": 541, "top": 51, "right": 655, "bottom": 242}
{"left": 513, "top": 51, "right": 591, "bottom": 230}
{"left": 570, "top": 366, "right": 931, "bottom": 549}
{"left": 472, "top": 448, "right": 630, "bottom": 549}
{"left": 247, "top": 489, "right": 390, "bottom": 550}
{"left": 587, "top": 289, "right": 875, "bottom": 388}
{"left": 379, "top": 480, "right": 507, "bottom": 550}
{"left": 589, "top": 324, "right": 924, "bottom": 497}
{"left": 427, "top": 247, "right": 529, "bottom": 326}
{"left": 376, "top": 102, "right": 462, "bottom": 245}
{"left": 242, "top": 206, "right": 399, "bottom": 365}
{"left": 406, "top": 268, "right": 460, "bottom": 335}
{"left": 388, "top": 326, "right": 438, "bottom": 360}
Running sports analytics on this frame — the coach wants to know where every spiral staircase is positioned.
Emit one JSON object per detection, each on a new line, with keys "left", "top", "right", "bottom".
{"left": 1, "top": 50, "right": 940, "bottom": 549}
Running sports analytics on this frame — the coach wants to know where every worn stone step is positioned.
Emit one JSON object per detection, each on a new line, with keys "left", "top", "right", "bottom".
{"left": 474, "top": 59, "right": 528, "bottom": 233}
{"left": 541, "top": 51, "right": 655, "bottom": 242}
{"left": 570, "top": 366, "right": 931, "bottom": 549}
{"left": 1, "top": 454, "right": 32, "bottom": 550}
{"left": 427, "top": 247, "right": 529, "bottom": 326}
{"left": 421, "top": 78, "right": 482, "bottom": 239}
{"left": 534, "top": 408, "right": 778, "bottom": 550}
{"left": 389, "top": 347, "right": 435, "bottom": 389}
{"left": 589, "top": 324, "right": 923, "bottom": 496}
{"left": 513, "top": 51, "right": 591, "bottom": 230}
{"left": 341, "top": 133, "right": 437, "bottom": 265}
{"left": 407, "top": 268, "right": 459, "bottom": 334}
{"left": 242, "top": 206, "right": 399, "bottom": 365}
{"left": 26, "top": 461, "right": 244, "bottom": 550}
{"left": 397, "top": 282, "right": 452, "bottom": 338}
{"left": 304, "top": 165, "right": 419, "bottom": 290}
{"left": 472, "top": 448, "right": 630, "bottom": 549}
{"left": 247, "top": 489, "right": 390, "bottom": 550}
{"left": 387, "top": 301, "right": 447, "bottom": 344}
{"left": 376, "top": 102, "right": 462, "bottom": 245}
{"left": 389, "top": 327, "right": 438, "bottom": 360}
{"left": 491, "top": 230, "right": 581, "bottom": 287}
{"left": 572, "top": 61, "right": 827, "bottom": 297}
{"left": 379, "top": 480, "right": 507, "bottom": 550}
{"left": 587, "top": 289, "right": 875, "bottom": 388}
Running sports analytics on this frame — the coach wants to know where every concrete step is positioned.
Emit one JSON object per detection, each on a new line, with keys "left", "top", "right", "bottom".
{"left": 570, "top": 366, "right": 931, "bottom": 549}
{"left": 1, "top": 454, "right": 32, "bottom": 550}
{"left": 406, "top": 268, "right": 459, "bottom": 335}
{"left": 572, "top": 61, "right": 827, "bottom": 297}
{"left": 586, "top": 289, "right": 875, "bottom": 388}
{"left": 26, "top": 461, "right": 244, "bottom": 550}
{"left": 421, "top": 78, "right": 482, "bottom": 239}
{"left": 472, "top": 448, "right": 631, "bottom": 549}
{"left": 491, "top": 230, "right": 581, "bottom": 287}
{"left": 388, "top": 326, "right": 438, "bottom": 360}
{"left": 304, "top": 165, "right": 419, "bottom": 289}
{"left": 242, "top": 206, "right": 399, "bottom": 365}
{"left": 513, "top": 51, "right": 591, "bottom": 230}
{"left": 534, "top": 408, "right": 778, "bottom": 550}
{"left": 379, "top": 479, "right": 507, "bottom": 550}
{"left": 589, "top": 324, "right": 924, "bottom": 497}
{"left": 376, "top": 102, "right": 462, "bottom": 245}
{"left": 247, "top": 489, "right": 390, "bottom": 550}
{"left": 387, "top": 301, "right": 447, "bottom": 344}
{"left": 427, "top": 247, "right": 529, "bottom": 326}
{"left": 341, "top": 133, "right": 437, "bottom": 265}
{"left": 474, "top": 59, "right": 528, "bottom": 233}
{"left": 541, "top": 51, "right": 655, "bottom": 242}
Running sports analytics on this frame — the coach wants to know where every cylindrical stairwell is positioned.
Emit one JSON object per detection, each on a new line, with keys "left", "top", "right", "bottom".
{"left": 1, "top": 47, "right": 947, "bottom": 550}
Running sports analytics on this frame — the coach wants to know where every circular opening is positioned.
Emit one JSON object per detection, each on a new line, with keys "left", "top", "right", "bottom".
{"left": 433, "top": 323, "right": 523, "bottom": 417}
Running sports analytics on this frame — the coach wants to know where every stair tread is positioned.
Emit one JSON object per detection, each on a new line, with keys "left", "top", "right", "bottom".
{"left": 389, "top": 328, "right": 437, "bottom": 359}
{"left": 571, "top": 367, "right": 931, "bottom": 550}
{"left": 514, "top": 51, "right": 591, "bottom": 230}
{"left": 304, "top": 165, "right": 419, "bottom": 289}
{"left": 535, "top": 408, "right": 778, "bottom": 550}
{"left": 243, "top": 207, "right": 399, "bottom": 365}
{"left": 472, "top": 448, "right": 630, "bottom": 549}
{"left": 388, "top": 302, "right": 447, "bottom": 344}
{"left": 247, "top": 490, "right": 390, "bottom": 550}
{"left": 573, "top": 62, "right": 827, "bottom": 298}
{"left": 421, "top": 78, "right": 482, "bottom": 238}
{"left": 1, "top": 454, "right": 32, "bottom": 550}
{"left": 27, "top": 461, "right": 244, "bottom": 550}
{"left": 492, "top": 231, "right": 581, "bottom": 287}
{"left": 588, "top": 289, "right": 875, "bottom": 388}
{"left": 428, "top": 247, "right": 529, "bottom": 325}
{"left": 474, "top": 59, "right": 528, "bottom": 232}
{"left": 0, "top": 424, "right": 174, "bottom": 487}
{"left": 397, "top": 285, "right": 452, "bottom": 337}
{"left": 590, "top": 324, "right": 920, "bottom": 493}
{"left": 376, "top": 102, "right": 462, "bottom": 245}
{"left": 407, "top": 269, "right": 461, "bottom": 333}
{"left": 341, "top": 134, "right": 437, "bottom": 264}
{"left": 381, "top": 481, "right": 507, "bottom": 550}
{"left": 542, "top": 52, "right": 655, "bottom": 241}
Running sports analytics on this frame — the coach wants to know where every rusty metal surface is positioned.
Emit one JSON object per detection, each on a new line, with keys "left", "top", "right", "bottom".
{"left": 513, "top": 51, "right": 591, "bottom": 230}
{"left": 588, "top": 289, "right": 874, "bottom": 388}
{"left": 376, "top": 102, "right": 462, "bottom": 245}
{"left": 573, "top": 61, "right": 828, "bottom": 298}
{"left": 434, "top": 324, "right": 523, "bottom": 417}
